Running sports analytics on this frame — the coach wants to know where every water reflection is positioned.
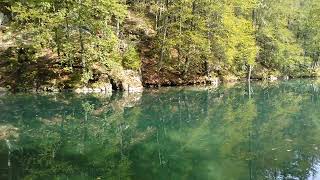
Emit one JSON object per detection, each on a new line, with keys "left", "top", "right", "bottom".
{"left": 1, "top": 80, "right": 320, "bottom": 179}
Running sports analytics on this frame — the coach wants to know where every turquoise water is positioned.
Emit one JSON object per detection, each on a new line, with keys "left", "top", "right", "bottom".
{"left": 1, "top": 80, "right": 320, "bottom": 180}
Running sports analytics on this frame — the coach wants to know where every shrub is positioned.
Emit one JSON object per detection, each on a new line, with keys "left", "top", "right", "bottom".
{"left": 122, "top": 45, "right": 141, "bottom": 71}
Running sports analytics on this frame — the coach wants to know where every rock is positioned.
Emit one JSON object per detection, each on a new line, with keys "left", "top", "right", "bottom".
{"left": 104, "top": 83, "right": 113, "bottom": 92}
{"left": 128, "top": 86, "right": 144, "bottom": 93}
{"left": 109, "top": 69, "right": 143, "bottom": 92}
{"left": 0, "top": 87, "right": 8, "bottom": 92}
{"left": 47, "top": 87, "right": 59, "bottom": 92}
{"left": 38, "top": 85, "right": 47, "bottom": 92}
{"left": 82, "top": 87, "right": 89, "bottom": 93}
{"left": 75, "top": 88, "right": 82, "bottom": 93}
{"left": 206, "top": 77, "right": 219, "bottom": 86}
{"left": 75, "top": 83, "right": 113, "bottom": 94}
{"left": 52, "top": 88, "right": 60, "bottom": 92}
{"left": 98, "top": 83, "right": 112, "bottom": 93}
{"left": 93, "top": 88, "right": 101, "bottom": 93}
{"left": 282, "top": 76, "right": 289, "bottom": 80}
{"left": 269, "top": 76, "right": 278, "bottom": 81}
{"left": 121, "top": 70, "right": 144, "bottom": 93}
{"left": 37, "top": 85, "right": 60, "bottom": 92}
{"left": 30, "top": 88, "right": 38, "bottom": 93}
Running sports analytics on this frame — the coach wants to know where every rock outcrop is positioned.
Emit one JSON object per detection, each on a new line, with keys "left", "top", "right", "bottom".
{"left": 110, "top": 69, "right": 143, "bottom": 93}
{"left": 121, "top": 70, "right": 144, "bottom": 92}
{"left": 74, "top": 83, "right": 113, "bottom": 94}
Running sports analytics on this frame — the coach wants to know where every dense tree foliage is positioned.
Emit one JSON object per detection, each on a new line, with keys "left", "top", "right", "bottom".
{"left": 1, "top": 0, "right": 320, "bottom": 87}
{"left": 8, "top": 0, "right": 128, "bottom": 83}
{"left": 131, "top": 0, "right": 320, "bottom": 80}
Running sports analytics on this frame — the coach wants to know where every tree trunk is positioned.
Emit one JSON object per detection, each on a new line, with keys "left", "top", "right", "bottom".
{"left": 78, "top": 0, "right": 85, "bottom": 69}
{"left": 159, "top": 16, "right": 167, "bottom": 71}
{"left": 116, "top": 18, "right": 120, "bottom": 37}
{"left": 248, "top": 65, "right": 252, "bottom": 81}
{"left": 54, "top": 28, "right": 61, "bottom": 58}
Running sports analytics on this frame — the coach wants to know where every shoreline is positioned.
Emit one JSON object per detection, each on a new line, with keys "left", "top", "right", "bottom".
{"left": 0, "top": 76, "right": 318, "bottom": 94}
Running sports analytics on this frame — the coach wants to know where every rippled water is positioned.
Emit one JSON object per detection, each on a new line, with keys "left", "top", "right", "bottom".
{"left": 1, "top": 80, "right": 320, "bottom": 180}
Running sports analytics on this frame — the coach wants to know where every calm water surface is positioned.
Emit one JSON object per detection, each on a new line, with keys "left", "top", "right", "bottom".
{"left": 1, "top": 80, "right": 320, "bottom": 180}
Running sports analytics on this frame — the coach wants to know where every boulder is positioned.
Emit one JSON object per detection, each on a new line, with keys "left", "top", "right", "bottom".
{"left": 104, "top": 83, "right": 113, "bottom": 92}
{"left": 110, "top": 69, "right": 144, "bottom": 92}
{"left": 121, "top": 70, "right": 144, "bottom": 93}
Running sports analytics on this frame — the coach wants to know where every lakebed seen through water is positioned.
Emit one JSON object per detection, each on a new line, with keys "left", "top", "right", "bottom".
{"left": 1, "top": 80, "right": 320, "bottom": 180}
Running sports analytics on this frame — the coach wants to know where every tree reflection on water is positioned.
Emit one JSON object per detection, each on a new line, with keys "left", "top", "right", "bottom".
{"left": 1, "top": 80, "right": 320, "bottom": 179}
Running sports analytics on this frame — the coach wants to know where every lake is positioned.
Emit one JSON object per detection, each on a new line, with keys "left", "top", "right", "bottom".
{"left": 1, "top": 80, "right": 320, "bottom": 180}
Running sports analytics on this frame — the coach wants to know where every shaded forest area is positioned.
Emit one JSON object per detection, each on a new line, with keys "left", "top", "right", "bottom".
{"left": 0, "top": 0, "right": 320, "bottom": 91}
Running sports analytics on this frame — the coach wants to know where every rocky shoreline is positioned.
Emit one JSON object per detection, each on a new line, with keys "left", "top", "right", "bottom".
{"left": 0, "top": 75, "right": 313, "bottom": 94}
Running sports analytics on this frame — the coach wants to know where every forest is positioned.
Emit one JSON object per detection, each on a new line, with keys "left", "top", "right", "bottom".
{"left": 1, "top": 0, "right": 320, "bottom": 91}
